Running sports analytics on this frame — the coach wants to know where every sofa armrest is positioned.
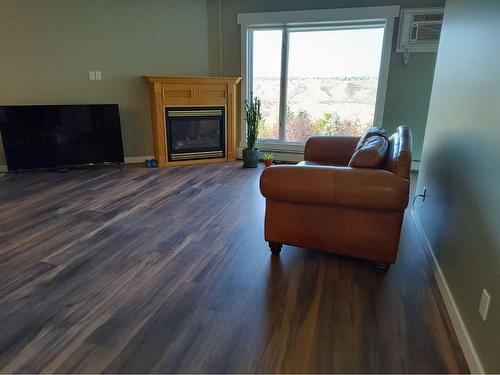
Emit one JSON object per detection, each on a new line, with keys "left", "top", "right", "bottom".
{"left": 304, "top": 136, "right": 360, "bottom": 165}
{"left": 260, "top": 165, "right": 409, "bottom": 210}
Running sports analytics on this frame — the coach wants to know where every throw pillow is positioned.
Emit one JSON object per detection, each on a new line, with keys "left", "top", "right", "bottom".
{"left": 349, "top": 135, "right": 388, "bottom": 168}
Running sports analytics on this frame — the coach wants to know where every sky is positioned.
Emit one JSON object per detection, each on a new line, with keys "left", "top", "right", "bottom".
{"left": 253, "top": 27, "right": 384, "bottom": 78}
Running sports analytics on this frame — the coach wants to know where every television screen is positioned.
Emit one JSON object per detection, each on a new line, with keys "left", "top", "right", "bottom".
{"left": 0, "top": 104, "right": 124, "bottom": 171}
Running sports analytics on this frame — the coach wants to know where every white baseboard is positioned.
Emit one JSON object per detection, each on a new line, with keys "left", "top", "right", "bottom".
{"left": 124, "top": 156, "right": 154, "bottom": 164}
{"left": 410, "top": 209, "right": 484, "bottom": 374}
{"left": 0, "top": 157, "right": 419, "bottom": 171}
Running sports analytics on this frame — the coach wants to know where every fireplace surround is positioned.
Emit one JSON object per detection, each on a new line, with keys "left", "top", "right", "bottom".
{"left": 144, "top": 76, "right": 241, "bottom": 167}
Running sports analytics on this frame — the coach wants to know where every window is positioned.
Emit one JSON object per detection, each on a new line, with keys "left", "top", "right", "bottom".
{"left": 251, "top": 30, "right": 282, "bottom": 140}
{"left": 239, "top": 6, "right": 398, "bottom": 148}
{"left": 285, "top": 28, "right": 384, "bottom": 142}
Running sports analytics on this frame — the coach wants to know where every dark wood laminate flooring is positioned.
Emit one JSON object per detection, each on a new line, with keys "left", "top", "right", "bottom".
{"left": 0, "top": 163, "right": 468, "bottom": 373}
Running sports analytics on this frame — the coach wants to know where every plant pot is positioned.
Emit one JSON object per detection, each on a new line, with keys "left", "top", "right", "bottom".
{"left": 243, "top": 148, "right": 259, "bottom": 168}
{"left": 264, "top": 159, "right": 273, "bottom": 167}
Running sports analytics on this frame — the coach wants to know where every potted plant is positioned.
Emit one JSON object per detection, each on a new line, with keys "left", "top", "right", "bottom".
{"left": 243, "top": 97, "right": 262, "bottom": 168}
{"left": 263, "top": 153, "right": 273, "bottom": 167}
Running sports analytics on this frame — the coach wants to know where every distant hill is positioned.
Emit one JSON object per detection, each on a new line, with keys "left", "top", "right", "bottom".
{"left": 253, "top": 76, "right": 378, "bottom": 139}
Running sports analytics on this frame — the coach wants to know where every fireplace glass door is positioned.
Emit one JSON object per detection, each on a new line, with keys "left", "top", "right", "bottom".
{"left": 165, "top": 107, "right": 225, "bottom": 161}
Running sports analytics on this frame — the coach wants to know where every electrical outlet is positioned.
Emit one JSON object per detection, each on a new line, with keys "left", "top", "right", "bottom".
{"left": 88, "top": 71, "right": 96, "bottom": 81}
{"left": 479, "top": 289, "right": 490, "bottom": 321}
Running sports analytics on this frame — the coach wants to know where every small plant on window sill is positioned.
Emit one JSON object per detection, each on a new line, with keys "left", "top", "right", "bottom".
{"left": 243, "top": 96, "right": 262, "bottom": 168}
{"left": 262, "top": 152, "right": 273, "bottom": 168}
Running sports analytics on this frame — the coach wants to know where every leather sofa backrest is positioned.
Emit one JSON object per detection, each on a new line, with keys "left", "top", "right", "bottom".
{"left": 384, "top": 125, "right": 412, "bottom": 180}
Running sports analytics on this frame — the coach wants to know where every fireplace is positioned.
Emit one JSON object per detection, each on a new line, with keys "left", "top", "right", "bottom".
{"left": 165, "top": 107, "right": 225, "bottom": 161}
{"left": 144, "top": 76, "right": 240, "bottom": 166}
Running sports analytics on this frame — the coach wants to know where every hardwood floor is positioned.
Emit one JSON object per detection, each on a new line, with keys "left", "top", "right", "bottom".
{"left": 0, "top": 162, "right": 468, "bottom": 373}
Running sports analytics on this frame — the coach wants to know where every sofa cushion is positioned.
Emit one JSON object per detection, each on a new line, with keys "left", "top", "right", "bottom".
{"left": 348, "top": 135, "right": 388, "bottom": 169}
{"left": 354, "top": 127, "right": 388, "bottom": 152}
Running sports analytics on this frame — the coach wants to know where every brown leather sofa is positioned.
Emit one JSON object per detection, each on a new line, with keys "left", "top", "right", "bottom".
{"left": 259, "top": 126, "right": 412, "bottom": 273}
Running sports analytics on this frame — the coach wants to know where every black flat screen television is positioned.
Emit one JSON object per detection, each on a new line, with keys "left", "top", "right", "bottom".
{"left": 0, "top": 104, "right": 124, "bottom": 171}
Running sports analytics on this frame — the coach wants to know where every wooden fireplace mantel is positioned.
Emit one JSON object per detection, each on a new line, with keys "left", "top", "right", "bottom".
{"left": 144, "top": 76, "right": 241, "bottom": 167}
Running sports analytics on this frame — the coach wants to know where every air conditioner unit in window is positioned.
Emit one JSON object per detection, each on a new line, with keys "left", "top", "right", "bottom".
{"left": 396, "top": 8, "right": 444, "bottom": 53}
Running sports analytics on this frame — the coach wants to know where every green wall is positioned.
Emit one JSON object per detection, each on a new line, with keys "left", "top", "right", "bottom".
{"left": 0, "top": 0, "right": 213, "bottom": 165}
{"left": 384, "top": 25, "right": 437, "bottom": 164}
{"left": 415, "top": 0, "right": 500, "bottom": 372}
{"left": 0, "top": 0, "right": 441, "bottom": 166}
{"left": 213, "top": 0, "right": 443, "bottom": 162}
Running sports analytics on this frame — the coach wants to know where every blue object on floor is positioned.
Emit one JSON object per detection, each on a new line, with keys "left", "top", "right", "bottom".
{"left": 144, "top": 159, "right": 152, "bottom": 168}
{"left": 150, "top": 159, "right": 158, "bottom": 168}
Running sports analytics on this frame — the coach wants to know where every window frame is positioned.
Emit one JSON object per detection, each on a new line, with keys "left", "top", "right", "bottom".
{"left": 238, "top": 6, "right": 399, "bottom": 151}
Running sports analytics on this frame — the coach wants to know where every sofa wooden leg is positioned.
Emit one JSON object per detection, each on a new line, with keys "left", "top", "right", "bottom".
{"left": 269, "top": 242, "right": 282, "bottom": 255}
{"left": 374, "top": 262, "right": 390, "bottom": 274}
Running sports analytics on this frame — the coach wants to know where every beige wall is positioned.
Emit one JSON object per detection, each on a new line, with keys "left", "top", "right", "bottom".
{"left": 213, "top": 0, "right": 443, "bottom": 162}
{"left": 415, "top": 0, "right": 500, "bottom": 372}
{"left": 0, "top": 0, "right": 214, "bottom": 165}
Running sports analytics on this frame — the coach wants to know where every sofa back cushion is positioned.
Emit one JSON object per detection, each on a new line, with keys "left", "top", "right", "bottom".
{"left": 349, "top": 133, "right": 388, "bottom": 169}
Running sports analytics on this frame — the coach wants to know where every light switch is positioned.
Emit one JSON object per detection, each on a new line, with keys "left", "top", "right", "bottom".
{"left": 95, "top": 71, "right": 102, "bottom": 80}
{"left": 88, "top": 71, "right": 96, "bottom": 81}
